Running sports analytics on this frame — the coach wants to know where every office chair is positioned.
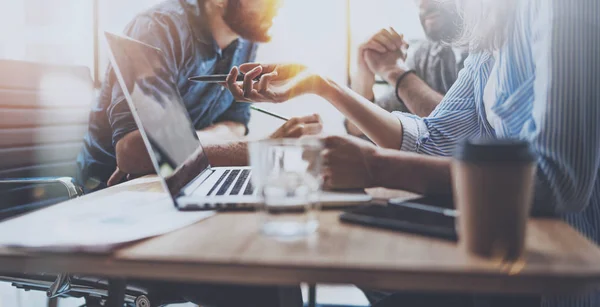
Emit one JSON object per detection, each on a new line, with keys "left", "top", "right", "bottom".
{"left": 0, "top": 60, "right": 171, "bottom": 307}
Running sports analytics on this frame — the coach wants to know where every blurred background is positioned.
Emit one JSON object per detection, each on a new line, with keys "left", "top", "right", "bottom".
{"left": 0, "top": 0, "right": 424, "bottom": 305}
{"left": 0, "top": 0, "right": 424, "bottom": 137}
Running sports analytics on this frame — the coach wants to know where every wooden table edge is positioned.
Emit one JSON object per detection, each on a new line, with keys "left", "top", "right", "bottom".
{"left": 1, "top": 253, "right": 599, "bottom": 295}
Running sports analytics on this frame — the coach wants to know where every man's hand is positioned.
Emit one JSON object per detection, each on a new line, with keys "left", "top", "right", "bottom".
{"left": 362, "top": 28, "right": 409, "bottom": 83}
{"left": 352, "top": 33, "right": 380, "bottom": 99}
{"left": 225, "top": 63, "right": 322, "bottom": 103}
{"left": 270, "top": 114, "right": 323, "bottom": 139}
{"left": 320, "top": 135, "right": 380, "bottom": 190}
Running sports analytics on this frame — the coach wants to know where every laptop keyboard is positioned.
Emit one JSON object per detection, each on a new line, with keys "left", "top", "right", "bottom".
{"left": 230, "top": 169, "right": 250, "bottom": 195}
{"left": 207, "top": 170, "right": 230, "bottom": 196}
{"left": 208, "top": 169, "right": 253, "bottom": 196}
{"left": 243, "top": 181, "right": 254, "bottom": 195}
{"left": 216, "top": 170, "right": 240, "bottom": 195}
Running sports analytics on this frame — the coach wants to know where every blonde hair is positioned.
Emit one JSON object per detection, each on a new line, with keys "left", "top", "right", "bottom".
{"left": 455, "top": 0, "right": 518, "bottom": 51}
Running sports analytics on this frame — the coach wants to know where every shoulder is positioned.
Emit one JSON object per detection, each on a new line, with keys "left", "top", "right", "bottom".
{"left": 124, "top": 0, "right": 190, "bottom": 41}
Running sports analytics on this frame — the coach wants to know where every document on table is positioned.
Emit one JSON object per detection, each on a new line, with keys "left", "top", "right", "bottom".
{"left": 0, "top": 191, "right": 214, "bottom": 253}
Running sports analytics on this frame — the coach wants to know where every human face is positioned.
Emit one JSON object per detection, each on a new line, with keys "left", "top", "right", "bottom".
{"left": 223, "top": 0, "right": 282, "bottom": 43}
{"left": 416, "top": 0, "right": 462, "bottom": 42}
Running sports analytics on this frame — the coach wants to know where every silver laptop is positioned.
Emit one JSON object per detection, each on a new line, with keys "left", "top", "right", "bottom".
{"left": 104, "top": 32, "right": 371, "bottom": 210}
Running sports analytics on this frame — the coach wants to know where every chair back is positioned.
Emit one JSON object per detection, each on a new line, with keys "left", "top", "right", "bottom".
{"left": 0, "top": 60, "right": 94, "bottom": 179}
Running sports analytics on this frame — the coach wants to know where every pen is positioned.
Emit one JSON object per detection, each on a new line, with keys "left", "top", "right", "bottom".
{"left": 250, "top": 105, "right": 290, "bottom": 121}
{"left": 188, "top": 74, "right": 262, "bottom": 83}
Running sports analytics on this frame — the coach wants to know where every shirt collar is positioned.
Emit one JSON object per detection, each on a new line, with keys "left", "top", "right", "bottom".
{"left": 181, "top": 0, "right": 232, "bottom": 56}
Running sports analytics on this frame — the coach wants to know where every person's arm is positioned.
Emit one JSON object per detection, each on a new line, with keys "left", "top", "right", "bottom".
{"left": 320, "top": 78, "right": 405, "bottom": 149}
{"left": 318, "top": 56, "right": 488, "bottom": 151}
{"left": 202, "top": 113, "right": 322, "bottom": 166}
{"left": 108, "top": 15, "right": 184, "bottom": 177}
{"left": 524, "top": 1, "right": 600, "bottom": 215}
{"left": 196, "top": 121, "right": 246, "bottom": 142}
{"left": 380, "top": 67, "right": 443, "bottom": 117}
{"left": 321, "top": 135, "right": 452, "bottom": 195}
{"left": 226, "top": 54, "right": 488, "bottom": 153}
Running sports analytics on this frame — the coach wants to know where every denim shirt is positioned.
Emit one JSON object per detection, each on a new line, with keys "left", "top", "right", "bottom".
{"left": 77, "top": 0, "right": 257, "bottom": 191}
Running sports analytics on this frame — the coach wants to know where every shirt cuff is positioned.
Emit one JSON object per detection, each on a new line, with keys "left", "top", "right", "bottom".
{"left": 392, "top": 111, "right": 427, "bottom": 153}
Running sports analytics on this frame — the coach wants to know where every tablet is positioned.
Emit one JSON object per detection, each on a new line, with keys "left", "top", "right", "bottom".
{"left": 339, "top": 196, "right": 458, "bottom": 241}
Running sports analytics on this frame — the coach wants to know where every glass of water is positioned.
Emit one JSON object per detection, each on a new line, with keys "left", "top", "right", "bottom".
{"left": 249, "top": 138, "right": 323, "bottom": 239}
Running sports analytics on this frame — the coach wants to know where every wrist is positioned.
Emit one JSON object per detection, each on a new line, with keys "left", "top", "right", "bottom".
{"left": 381, "top": 66, "right": 407, "bottom": 85}
{"left": 366, "top": 148, "right": 388, "bottom": 188}
{"left": 350, "top": 73, "right": 376, "bottom": 98}
{"left": 313, "top": 74, "right": 337, "bottom": 100}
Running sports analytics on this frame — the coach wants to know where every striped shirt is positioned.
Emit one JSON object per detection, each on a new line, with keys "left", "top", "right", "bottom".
{"left": 394, "top": 0, "right": 600, "bottom": 306}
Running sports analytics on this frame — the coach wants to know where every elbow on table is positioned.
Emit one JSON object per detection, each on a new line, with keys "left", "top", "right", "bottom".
{"left": 115, "top": 136, "right": 154, "bottom": 175}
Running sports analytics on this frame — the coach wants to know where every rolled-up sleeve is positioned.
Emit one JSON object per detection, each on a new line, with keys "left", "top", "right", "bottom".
{"left": 393, "top": 53, "right": 493, "bottom": 156}
{"left": 526, "top": 1, "right": 600, "bottom": 215}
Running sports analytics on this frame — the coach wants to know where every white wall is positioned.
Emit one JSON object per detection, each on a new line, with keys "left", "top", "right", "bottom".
{"left": 249, "top": 0, "right": 349, "bottom": 137}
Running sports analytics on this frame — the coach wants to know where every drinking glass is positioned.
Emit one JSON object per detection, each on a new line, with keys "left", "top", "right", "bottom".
{"left": 249, "top": 138, "right": 323, "bottom": 238}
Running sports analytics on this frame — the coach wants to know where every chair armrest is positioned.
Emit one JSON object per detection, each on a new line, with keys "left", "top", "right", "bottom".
{"left": 0, "top": 177, "right": 84, "bottom": 199}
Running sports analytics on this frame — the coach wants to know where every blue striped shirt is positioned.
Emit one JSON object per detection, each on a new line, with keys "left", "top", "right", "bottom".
{"left": 394, "top": 0, "right": 600, "bottom": 305}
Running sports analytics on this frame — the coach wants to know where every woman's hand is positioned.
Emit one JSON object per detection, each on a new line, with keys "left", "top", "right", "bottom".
{"left": 225, "top": 63, "right": 322, "bottom": 103}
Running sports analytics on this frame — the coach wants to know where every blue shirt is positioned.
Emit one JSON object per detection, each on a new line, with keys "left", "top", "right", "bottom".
{"left": 77, "top": 0, "right": 257, "bottom": 191}
{"left": 395, "top": 0, "right": 599, "bottom": 305}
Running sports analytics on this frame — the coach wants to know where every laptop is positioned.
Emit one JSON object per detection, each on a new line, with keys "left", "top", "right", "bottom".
{"left": 104, "top": 32, "right": 372, "bottom": 210}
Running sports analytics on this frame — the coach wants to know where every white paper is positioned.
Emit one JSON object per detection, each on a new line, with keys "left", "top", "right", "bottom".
{"left": 0, "top": 191, "right": 214, "bottom": 253}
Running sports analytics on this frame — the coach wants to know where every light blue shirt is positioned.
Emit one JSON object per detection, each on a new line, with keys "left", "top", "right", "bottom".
{"left": 395, "top": 0, "right": 600, "bottom": 305}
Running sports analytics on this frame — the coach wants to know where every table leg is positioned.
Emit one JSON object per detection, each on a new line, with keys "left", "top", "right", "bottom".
{"left": 308, "top": 284, "right": 317, "bottom": 307}
{"left": 105, "top": 279, "right": 126, "bottom": 307}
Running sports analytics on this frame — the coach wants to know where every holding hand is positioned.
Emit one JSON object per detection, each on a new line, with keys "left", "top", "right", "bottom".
{"left": 269, "top": 114, "right": 323, "bottom": 139}
{"left": 320, "top": 135, "right": 380, "bottom": 190}
{"left": 361, "top": 28, "right": 409, "bottom": 83}
{"left": 225, "top": 63, "right": 321, "bottom": 103}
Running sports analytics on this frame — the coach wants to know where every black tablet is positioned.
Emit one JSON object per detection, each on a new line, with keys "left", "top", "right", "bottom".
{"left": 339, "top": 196, "right": 458, "bottom": 241}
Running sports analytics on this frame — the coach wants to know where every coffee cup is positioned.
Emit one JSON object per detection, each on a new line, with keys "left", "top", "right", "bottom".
{"left": 452, "top": 139, "right": 536, "bottom": 260}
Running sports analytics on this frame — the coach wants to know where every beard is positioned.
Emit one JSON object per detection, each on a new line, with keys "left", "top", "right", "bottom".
{"left": 223, "top": 0, "right": 274, "bottom": 43}
{"left": 420, "top": 6, "right": 462, "bottom": 43}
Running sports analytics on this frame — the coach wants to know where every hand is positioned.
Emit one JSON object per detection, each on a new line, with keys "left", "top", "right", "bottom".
{"left": 362, "top": 28, "right": 409, "bottom": 82}
{"left": 225, "top": 63, "right": 321, "bottom": 103}
{"left": 270, "top": 114, "right": 323, "bottom": 139}
{"left": 107, "top": 167, "right": 127, "bottom": 187}
{"left": 107, "top": 168, "right": 144, "bottom": 186}
{"left": 353, "top": 37, "right": 378, "bottom": 98}
{"left": 320, "top": 135, "right": 380, "bottom": 190}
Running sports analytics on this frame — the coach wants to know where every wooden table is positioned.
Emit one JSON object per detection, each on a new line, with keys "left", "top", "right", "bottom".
{"left": 1, "top": 177, "right": 600, "bottom": 305}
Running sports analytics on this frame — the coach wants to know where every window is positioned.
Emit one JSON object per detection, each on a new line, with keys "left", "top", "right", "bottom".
{"left": 97, "top": 0, "right": 165, "bottom": 81}
{"left": 0, "top": 0, "right": 94, "bottom": 70}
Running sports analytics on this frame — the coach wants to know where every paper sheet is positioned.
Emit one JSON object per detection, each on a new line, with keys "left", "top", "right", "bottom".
{"left": 0, "top": 191, "right": 214, "bottom": 253}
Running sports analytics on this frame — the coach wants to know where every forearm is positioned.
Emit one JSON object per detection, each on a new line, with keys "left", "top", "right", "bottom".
{"left": 345, "top": 119, "right": 366, "bottom": 138}
{"left": 318, "top": 76, "right": 403, "bottom": 149}
{"left": 371, "top": 148, "right": 452, "bottom": 195}
{"left": 115, "top": 130, "right": 155, "bottom": 175}
{"left": 350, "top": 73, "right": 375, "bottom": 101}
{"left": 384, "top": 68, "right": 443, "bottom": 117}
{"left": 202, "top": 141, "right": 249, "bottom": 167}
{"left": 196, "top": 121, "right": 246, "bottom": 142}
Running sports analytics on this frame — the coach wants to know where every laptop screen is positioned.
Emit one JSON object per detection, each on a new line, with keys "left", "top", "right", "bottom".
{"left": 105, "top": 32, "right": 210, "bottom": 198}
